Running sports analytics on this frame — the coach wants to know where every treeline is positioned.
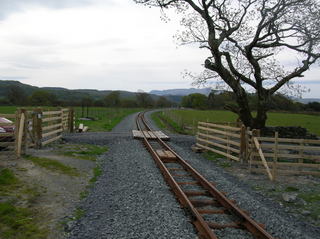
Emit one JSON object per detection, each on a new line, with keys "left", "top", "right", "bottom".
{"left": 82, "top": 91, "right": 174, "bottom": 108}
{"left": 0, "top": 86, "right": 175, "bottom": 108}
{"left": 181, "top": 92, "right": 320, "bottom": 112}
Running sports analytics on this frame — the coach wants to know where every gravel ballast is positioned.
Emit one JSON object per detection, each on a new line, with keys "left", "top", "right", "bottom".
{"left": 65, "top": 113, "right": 196, "bottom": 239}
{"left": 145, "top": 110, "right": 320, "bottom": 239}
{"left": 64, "top": 111, "right": 320, "bottom": 239}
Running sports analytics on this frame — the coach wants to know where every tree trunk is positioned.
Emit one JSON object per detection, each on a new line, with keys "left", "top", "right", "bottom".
{"left": 233, "top": 88, "right": 269, "bottom": 130}
{"left": 253, "top": 108, "right": 267, "bottom": 129}
{"left": 233, "top": 87, "right": 255, "bottom": 128}
{"left": 252, "top": 93, "right": 269, "bottom": 129}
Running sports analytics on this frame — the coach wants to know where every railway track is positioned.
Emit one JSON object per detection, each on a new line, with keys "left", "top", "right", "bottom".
{"left": 136, "top": 112, "right": 276, "bottom": 239}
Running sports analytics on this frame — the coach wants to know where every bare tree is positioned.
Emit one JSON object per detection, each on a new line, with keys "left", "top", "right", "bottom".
{"left": 135, "top": 0, "right": 320, "bottom": 128}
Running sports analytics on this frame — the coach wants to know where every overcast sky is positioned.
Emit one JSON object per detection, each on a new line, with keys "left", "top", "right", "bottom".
{"left": 0, "top": 0, "right": 319, "bottom": 97}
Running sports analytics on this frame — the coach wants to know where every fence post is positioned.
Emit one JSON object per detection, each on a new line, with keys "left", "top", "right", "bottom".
{"left": 193, "top": 119, "right": 195, "bottom": 135}
{"left": 21, "top": 109, "right": 28, "bottom": 155}
{"left": 15, "top": 109, "right": 27, "bottom": 158}
{"left": 60, "top": 108, "right": 64, "bottom": 136}
{"left": 240, "top": 124, "right": 246, "bottom": 162}
{"left": 68, "top": 108, "right": 74, "bottom": 133}
{"left": 298, "top": 139, "right": 304, "bottom": 164}
{"left": 33, "top": 108, "right": 43, "bottom": 149}
{"left": 226, "top": 122, "right": 231, "bottom": 160}
{"left": 14, "top": 110, "right": 21, "bottom": 158}
{"left": 249, "top": 129, "right": 258, "bottom": 174}
{"left": 273, "top": 132, "right": 279, "bottom": 180}
{"left": 206, "top": 119, "right": 209, "bottom": 151}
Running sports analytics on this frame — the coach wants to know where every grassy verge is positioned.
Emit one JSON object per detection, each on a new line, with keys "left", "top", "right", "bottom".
{"left": 24, "top": 155, "right": 79, "bottom": 176}
{"left": 151, "top": 111, "right": 167, "bottom": 130}
{"left": 0, "top": 168, "right": 47, "bottom": 239}
{"left": 151, "top": 111, "right": 187, "bottom": 134}
{"left": 59, "top": 144, "right": 108, "bottom": 161}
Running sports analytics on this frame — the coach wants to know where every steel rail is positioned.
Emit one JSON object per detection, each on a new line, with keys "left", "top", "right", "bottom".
{"left": 136, "top": 111, "right": 276, "bottom": 239}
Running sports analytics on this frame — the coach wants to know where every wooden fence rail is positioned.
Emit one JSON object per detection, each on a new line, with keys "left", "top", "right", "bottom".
{"left": 0, "top": 108, "right": 75, "bottom": 158}
{"left": 196, "top": 121, "right": 320, "bottom": 181}
{"left": 249, "top": 132, "right": 320, "bottom": 180}
{"left": 196, "top": 121, "right": 247, "bottom": 162}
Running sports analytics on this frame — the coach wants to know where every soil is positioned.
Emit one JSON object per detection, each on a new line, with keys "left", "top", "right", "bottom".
{"left": 0, "top": 141, "right": 96, "bottom": 239}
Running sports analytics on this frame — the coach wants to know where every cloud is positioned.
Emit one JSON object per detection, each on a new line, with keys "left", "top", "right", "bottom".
{"left": 0, "top": 0, "right": 117, "bottom": 20}
{"left": 0, "top": 76, "right": 29, "bottom": 81}
{"left": 0, "top": 0, "right": 318, "bottom": 98}
{"left": 293, "top": 80, "right": 320, "bottom": 85}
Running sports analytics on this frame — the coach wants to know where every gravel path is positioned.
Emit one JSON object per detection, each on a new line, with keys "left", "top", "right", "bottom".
{"left": 64, "top": 111, "right": 320, "bottom": 239}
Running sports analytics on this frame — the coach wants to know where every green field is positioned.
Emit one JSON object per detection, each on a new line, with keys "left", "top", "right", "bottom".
{"left": 0, "top": 106, "right": 57, "bottom": 114}
{"left": 160, "top": 109, "right": 320, "bottom": 136}
{"left": 74, "top": 107, "right": 141, "bottom": 131}
{"left": 0, "top": 106, "right": 17, "bottom": 114}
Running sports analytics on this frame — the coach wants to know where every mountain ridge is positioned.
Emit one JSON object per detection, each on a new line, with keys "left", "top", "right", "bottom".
{"left": 1, "top": 80, "right": 319, "bottom": 104}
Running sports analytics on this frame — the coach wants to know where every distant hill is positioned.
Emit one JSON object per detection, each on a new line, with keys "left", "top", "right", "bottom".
{"left": 294, "top": 98, "right": 320, "bottom": 103}
{"left": 0, "top": 80, "right": 38, "bottom": 96}
{"left": 0, "top": 80, "right": 171, "bottom": 103}
{"left": 150, "top": 88, "right": 212, "bottom": 96}
{"left": 2, "top": 80, "right": 317, "bottom": 106}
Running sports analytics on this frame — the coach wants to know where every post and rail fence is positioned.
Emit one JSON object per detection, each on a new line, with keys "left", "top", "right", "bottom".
{"left": 196, "top": 121, "right": 320, "bottom": 181}
{"left": 0, "top": 108, "right": 75, "bottom": 158}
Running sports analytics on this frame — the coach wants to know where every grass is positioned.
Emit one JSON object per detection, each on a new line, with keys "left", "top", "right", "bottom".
{"left": 0, "top": 168, "right": 47, "bottom": 239}
{"left": 267, "top": 112, "right": 320, "bottom": 136}
{"left": 24, "top": 155, "right": 79, "bottom": 176}
{"left": 0, "top": 106, "right": 57, "bottom": 114}
{"left": 0, "top": 106, "right": 17, "bottom": 114}
{"left": 78, "top": 165, "right": 102, "bottom": 201}
{"left": 157, "top": 109, "right": 320, "bottom": 136}
{"left": 151, "top": 111, "right": 167, "bottom": 130}
{"left": 0, "top": 169, "right": 20, "bottom": 196}
{"left": 60, "top": 144, "right": 108, "bottom": 161}
{"left": 74, "top": 208, "right": 85, "bottom": 220}
{"left": 90, "top": 165, "right": 102, "bottom": 184}
{"left": 298, "top": 192, "right": 320, "bottom": 222}
{"left": 203, "top": 151, "right": 232, "bottom": 168}
{"left": 285, "top": 186, "right": 299, "bottom": 192}
{"left": 74, "top": 107, "right": 142, "bottom": 131}
{"left": 159, "top": 112, "right": 187, "bottom": 134}
{"left": 0, "top": 169, "right": 18, "bottom": 186}
{"left": 0, "top": 202, "right": 47, "bottom": 239}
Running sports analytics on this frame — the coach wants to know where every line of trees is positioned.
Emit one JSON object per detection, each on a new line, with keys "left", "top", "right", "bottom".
{"left": 181, "top": 91, "right": 320, "bottom": 112}
{"left": 2, "top": 85, "right": 319, "bottom": 112}
{"left": 0, "top": 86, "right": 175, "bottom": 108}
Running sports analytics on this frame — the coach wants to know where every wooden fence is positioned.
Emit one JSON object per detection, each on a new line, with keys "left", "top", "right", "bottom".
{"left": 196, "top": 121, "right": 320, "bottom": 181}
{"left": 250, "top": 132, "right": 320, "bottom": 180}
{"left": 0, "top": 108, "right": 74, "bottom": 158}
{"left": 196, "top": 122, "right": 247, "bottom": 161}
